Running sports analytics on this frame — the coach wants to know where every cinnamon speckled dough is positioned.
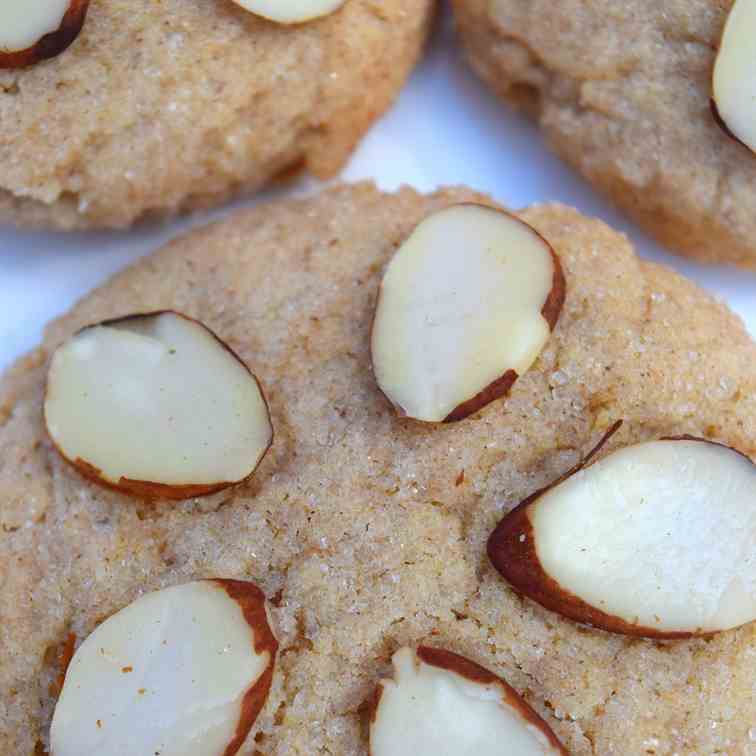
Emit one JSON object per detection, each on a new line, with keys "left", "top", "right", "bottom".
{"left": 0, "top": 0, "right": 432, "bottom": 231}
{"left": 453, "top": 0, "right": 756, "bottom": 269}
{"left": 2, "top": 184, "right": 756, "bottom": 754}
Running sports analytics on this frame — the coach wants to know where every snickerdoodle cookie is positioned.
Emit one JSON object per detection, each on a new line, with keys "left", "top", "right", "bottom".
{"left": 453, "top": 0, "right": 756, "bottom": 269}
{"left": 0, "top": 0, "right": 432, "bottom": 230}
{"left": 1, "top": 184, "right": 754, "bottom": 753}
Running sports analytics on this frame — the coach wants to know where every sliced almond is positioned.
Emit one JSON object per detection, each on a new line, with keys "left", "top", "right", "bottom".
{"left": 371, "top": 204, "right": 565, "bottom": 423}
{"left": 44, "top": 311, "right": 273, "bottom": 500}
{"left": 712, "top": 0, "right": 756, "bottom": 153}
{"left": 369, "top": 646, "right": 566, "bottom": 755}
{"left": 229, "top": 0, "right": 345, "bottom": 24}
{"left": 488, "top": 436, "right": 756, "bottom": 638}
{"left": 50, "top": 579, "right": 278, "bottom": 756}
{"left": 0, "top": 0, "right": 90, "bottom": 69}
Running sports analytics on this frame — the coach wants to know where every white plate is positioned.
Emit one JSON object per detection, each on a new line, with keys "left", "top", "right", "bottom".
{"left": 1, "top": 9, "right": 754, "bottom": 373}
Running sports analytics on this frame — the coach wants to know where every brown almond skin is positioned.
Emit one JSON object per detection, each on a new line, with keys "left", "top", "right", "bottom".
{"left": 44, "top": 310, "right": 274, "bottom": 502}
{"left": 443, "top": 369, "right": 519, "bottom": 423}
{"left": 55, "top": 633, "right": 77, "bottom": 695}
{"left": 367, "top": 646, "right": 567, "bottom": 755}
{"left": 487, "top": 427, "right": 748, "bottom": 639}
{"left": 710, "top": 99, "right": 753, "bottom": 153}
{"left": 0, "top": 0, "right": 90, "bottom": 70}
{"left": 213, "top": 580, "right": 279, "bottom": 756}
{"left": 371, "top": 203, "right": 566, "bottom": 424}
{"left": 66, "top": 456, "right": 251, "bottom": 501}
{"left": 662, "top": 434, "right": 756, "bottom": 465}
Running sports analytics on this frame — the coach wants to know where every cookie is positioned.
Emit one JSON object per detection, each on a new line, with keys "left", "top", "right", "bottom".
{"left": 2, "top": 183, "right": 755, "bottom": 754}
{"left": 0, "top": 0, "right": 432, "bottom": 231}
{"left": 453, "top": 0, "right": 756, "bottom": 269}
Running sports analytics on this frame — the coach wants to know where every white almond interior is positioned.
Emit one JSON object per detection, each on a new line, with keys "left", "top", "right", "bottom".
{"left": 371, "top": 205, "right": 556, "bottom": 422}
{"left": 0, "top": 0, "right": 72, "bottom": 52}
{"left": 230, "top": 0, "right": 345, "bottom": 24}
{"left": 531, "top": 440, "right": 756, "bottom": 633}
{"left": 712, "top": 0, "right": 756, "bottom": 152}
{"left": 50, "top": 581, "right": 273, "bottom": 756}
{"left": 371, "top": 647, "right": 562, "bottom": 756}
{"left": 45, "top": 312, "right": 272, "bottom": 488}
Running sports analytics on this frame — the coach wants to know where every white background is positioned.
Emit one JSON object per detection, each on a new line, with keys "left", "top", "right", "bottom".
{"left": 1, "top": 9, "right": 755, "bottom": 373}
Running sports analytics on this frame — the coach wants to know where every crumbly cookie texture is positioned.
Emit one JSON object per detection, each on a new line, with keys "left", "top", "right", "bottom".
{"left": 1, "top": 184, "right": 755, "bottom": 754}
{"left": 453, "top": 0, "right": 756, "bottom": 269}
{"left": 0, "top": 0, "right": 432, "bottom": 231}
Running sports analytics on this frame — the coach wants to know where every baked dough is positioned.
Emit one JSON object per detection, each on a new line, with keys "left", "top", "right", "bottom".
{"left": 0, "top": 0, "right": 432, "bottom": 230}
{"left": 453, "top": 0, "right": 756, "bottom": 269}
{"left": 1, "top": 184, "right": 755, "bottom": 753}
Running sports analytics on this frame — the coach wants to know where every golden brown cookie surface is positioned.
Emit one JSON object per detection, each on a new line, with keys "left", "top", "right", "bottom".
{"left": 0, "top": 0, "right": 432, "bottom": 230}
{"left": 453, "top": 0, "right": 756, "bottom": 269}
{"left": 1, "top": 184, "right": 755, "bottom": 753}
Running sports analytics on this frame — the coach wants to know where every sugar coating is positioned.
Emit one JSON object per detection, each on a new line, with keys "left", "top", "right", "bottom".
{"left": 453, "top": 0, "right": 756, "bottom": 269}
{"left": 0, "top": 0, "right": 432, "bottom": 230}
{"left": 1, "top": 184, "right": 755, "bottom": 754}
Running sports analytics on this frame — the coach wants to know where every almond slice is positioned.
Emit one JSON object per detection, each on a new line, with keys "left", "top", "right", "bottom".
{"left": 44, "top": 311, "right": 273, "bottom": 500}
{"left": 488, "top": 436, "right": 756, "bottom": 638}
{"left": 369, "top": 646, "right": 566, "bottom": 755}
{"left": 0, "top": 0, "right": 90, "bottom": 69}
{"left": 50, "top": 580, "right": 278, "bottom": 756}
{"left": 712, "top": 0, "right": 756, "bottom": 153}
{"left": 371, "top": 204, "right": 565, "bottom": 423}
{"left": 229, "top": 0, "right": 345, "bottom": 24}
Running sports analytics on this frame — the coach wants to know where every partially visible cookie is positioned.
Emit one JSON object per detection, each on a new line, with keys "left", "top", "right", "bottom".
{"left": 0, "top": 0, "right": 432, "bottom": 230}
{"left": 1, "top": 183, "right": 755, "bottom": 754}
{"left": 453, "top": 0, "right": 756, "bottom": 269}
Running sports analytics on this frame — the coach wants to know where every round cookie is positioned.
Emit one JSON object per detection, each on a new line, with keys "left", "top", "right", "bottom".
{"left": 453, "top": 0, "right": 756, "bottom": 269}
{"left": 0, "top": 0, "right": 432, "bottom": 231}
{"left": 1, "top": 183, "right": 755, "bottom": 754}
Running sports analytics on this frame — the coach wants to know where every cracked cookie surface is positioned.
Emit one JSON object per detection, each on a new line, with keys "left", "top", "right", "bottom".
{"left": 1, "top": 183, "right": 755, "bottom": 753}
{"left": 0, "top": 0, "right": 431, "bottom": 230}
{"left": 453, "top": 0, "right": 756, "bottom": 269}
